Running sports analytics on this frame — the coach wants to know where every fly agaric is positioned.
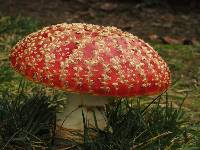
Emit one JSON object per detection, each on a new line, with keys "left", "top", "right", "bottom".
{"left": 10, "top": 23, "right": 170, "bottom": 140}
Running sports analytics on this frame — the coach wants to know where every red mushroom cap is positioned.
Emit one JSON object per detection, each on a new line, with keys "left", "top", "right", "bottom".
{"left": 10, "top": 23, "right": 170, "bottom": 97}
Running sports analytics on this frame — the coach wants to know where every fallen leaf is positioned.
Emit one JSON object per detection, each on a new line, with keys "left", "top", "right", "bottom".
{"left": 149, "top": 34, "right": 160, "bottom": 41}
{"left": 162, "top": 36, "right": 180, "bottom": 44}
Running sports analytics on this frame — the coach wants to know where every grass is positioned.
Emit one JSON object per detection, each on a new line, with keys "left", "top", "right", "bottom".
{"left": 0, "top": 85, "right": 56, "bottom": 149}
{"left": 153, "top": 43, "right": 200, "bottom": 122}
{"left": 85, "top": 95, "right": 185, "bottom": 150}
{"left": 0, "top": 16, "right": 39, "bottom": 90}
{"left": 0, "top": 15, "right": 200, "bottom": 149}
{"left": 0, "top": 85, "right": 190, "bottom": 149}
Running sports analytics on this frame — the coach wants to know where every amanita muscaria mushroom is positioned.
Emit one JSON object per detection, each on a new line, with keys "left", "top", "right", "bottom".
{"left": 10, "top": 23, "right": 170, "bottom": 140}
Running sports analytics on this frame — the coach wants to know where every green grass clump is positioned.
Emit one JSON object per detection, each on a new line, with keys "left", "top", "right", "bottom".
{"left": 71, "top": 95, "right": 186, "bottom": 150}
{"left": 0, "top": 85, "right": 56, "bottom": 149}
{"left": 0, "top": 16, "right": 39, "bottom": 90}
{"left": 0, "top": 16, "right": 39, "bottom": 41}
{"left": 0, "top": 88, "right": 189, "bottom": 149}
{"left": 180, "top": 124, "right": 200, "bottom": 150}
{"left": 0, "top": 16, "right": 39, "bottom": 54}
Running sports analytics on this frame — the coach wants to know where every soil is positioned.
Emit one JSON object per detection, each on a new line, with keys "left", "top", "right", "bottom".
{"left": 0, "top": 0, "right": 200, "bottom": 41}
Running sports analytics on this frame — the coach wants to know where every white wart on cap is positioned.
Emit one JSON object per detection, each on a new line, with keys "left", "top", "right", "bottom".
{"left": 10, "top": 23, "right": 170, "bottom": 97}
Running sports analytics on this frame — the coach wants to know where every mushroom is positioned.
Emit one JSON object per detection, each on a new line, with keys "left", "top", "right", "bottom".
{"left": 9, "top": 23, "right": 170, "bottom": 140}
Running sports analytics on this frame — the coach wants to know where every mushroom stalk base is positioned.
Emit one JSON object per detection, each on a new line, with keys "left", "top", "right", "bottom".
{"left": 56, "top": 93, "right": 109, "bottom": 141}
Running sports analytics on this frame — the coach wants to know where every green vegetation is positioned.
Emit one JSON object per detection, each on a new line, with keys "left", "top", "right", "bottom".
{"left": 0, "top": 86, "right": 56, "bottom": 149}
{"left": 0, "top": 16, "right": 39, "bottom": 90}
{"left": 0, "top": 15, "right": 199, "bottom": 149}
{"left": 0, "top": 85, "right": 190, "bottom": 149}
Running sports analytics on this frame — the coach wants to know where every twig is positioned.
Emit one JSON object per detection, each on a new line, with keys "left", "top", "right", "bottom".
{"left": 57, "top": 145, "right": 77, "bottom": 150}
{"left": 134, "top": 131, "right": 172, "bottom": 149}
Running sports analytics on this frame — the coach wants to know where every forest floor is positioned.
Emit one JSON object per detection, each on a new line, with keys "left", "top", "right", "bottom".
{"left": 1, "top": 0, "right": 200, "bottom": 41}
{"left": 0, "top": 0, "right": 200, "bottom": 122}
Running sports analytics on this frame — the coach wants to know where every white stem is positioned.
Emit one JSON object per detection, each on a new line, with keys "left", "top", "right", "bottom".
{"left": 56, "top": 93, "right": 109, "bottom": 130}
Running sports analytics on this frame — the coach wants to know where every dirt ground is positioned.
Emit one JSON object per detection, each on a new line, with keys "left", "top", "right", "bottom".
{"left": 1, "top": 0, "right": 200, "bottom": 41}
